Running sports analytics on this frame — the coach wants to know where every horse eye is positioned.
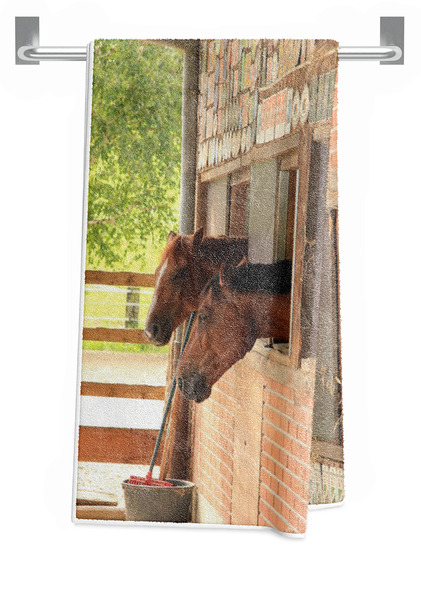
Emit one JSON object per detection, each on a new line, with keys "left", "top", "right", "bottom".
{"left": 171, "top": 268, "right": 188, "bottom": 283}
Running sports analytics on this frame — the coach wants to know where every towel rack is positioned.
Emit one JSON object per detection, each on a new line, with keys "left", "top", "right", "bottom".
{"left": 15, "top": 16, "right": 404, "bottom": 66}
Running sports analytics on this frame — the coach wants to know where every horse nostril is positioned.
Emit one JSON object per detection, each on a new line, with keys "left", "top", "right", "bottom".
{"left": 145, "top": 323, "right": 159, "bottom": 339}
{"left": 178, "top": 377, "right": 183, "bottom": 392}
{"left": 196, "top": 378, "right": 205, "bottom": 395}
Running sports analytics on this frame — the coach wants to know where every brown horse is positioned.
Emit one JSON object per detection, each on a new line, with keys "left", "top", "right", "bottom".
{"left": 177, "top": 261, "right": 292, "bottom": 403}
{"left": 144, "top": 228, "right": 248, "bottom": 346}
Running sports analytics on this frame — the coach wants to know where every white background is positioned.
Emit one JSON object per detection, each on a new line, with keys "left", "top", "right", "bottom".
{"left": 1, "top": 1, "right": 420, "bottom": 598}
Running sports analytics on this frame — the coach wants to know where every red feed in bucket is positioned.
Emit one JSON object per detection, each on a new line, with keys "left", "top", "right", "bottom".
{"left": 128, "top": 475, "right": 174, "bottom": 488}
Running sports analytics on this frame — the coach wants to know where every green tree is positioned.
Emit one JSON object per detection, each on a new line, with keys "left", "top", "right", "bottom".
{"left": 86, "top": 40, "right": 183, "bottom": 270}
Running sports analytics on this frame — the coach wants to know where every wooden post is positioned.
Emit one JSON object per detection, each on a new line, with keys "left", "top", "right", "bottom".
{"left": 160, "top": 388, "right": 190, "bottom": 481}
{"left": 125, "top": 286, "right": 140, "bottom": 329}
{"left": 160, "top": 323, "right": 186, "bottom": 480}
{"left": 160, "top": 41, "right": 199, "bottom": 481}
{"left": 179, "top": 40, "right": 199, "bottom": 235}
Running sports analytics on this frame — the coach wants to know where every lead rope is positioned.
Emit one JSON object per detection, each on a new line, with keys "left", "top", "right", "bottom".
{"left": 144, "top": 311, "right": 196, "bottom": 483}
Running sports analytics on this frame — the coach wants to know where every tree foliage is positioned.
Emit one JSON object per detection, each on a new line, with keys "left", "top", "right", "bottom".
{"left": 86, "top": 40, "right": 183, "bottom": 270}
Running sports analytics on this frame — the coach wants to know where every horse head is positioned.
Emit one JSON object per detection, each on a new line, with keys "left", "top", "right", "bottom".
{"left": 144, "top": 227, "right": 211, "bottom": 345}
{"left": 177, "top": 263, "right": 257, "bottom": 402}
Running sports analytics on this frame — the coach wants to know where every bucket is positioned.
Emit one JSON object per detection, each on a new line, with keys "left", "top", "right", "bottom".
{"left": 122, "top": 479, "right": 195, "bottom": 523}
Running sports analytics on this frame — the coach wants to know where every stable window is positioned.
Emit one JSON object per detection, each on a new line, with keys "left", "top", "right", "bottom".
{"left": 271, "top": 159, "right": 299, "bottom": 353}
{"left": 247, "top": 158, "right": 278, "bottom": 263}
{"left": 274, "top": 167, "right": 298, "bottom": 262}
{"left": 227, "top": 169, "right": 250, "bottom": 237}
{"left": 206, "top": 176, "right": 228, "bottom": 235}
{"left": 244, "top": 156, "right": 297, "bottom": 353}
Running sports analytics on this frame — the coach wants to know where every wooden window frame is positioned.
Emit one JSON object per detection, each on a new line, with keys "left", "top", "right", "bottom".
{"left": 227, "top": 168, "right": 250, "bottom": 237}
{"left": 196, "top": 133, "right": 318, "bottom": 370}
{"left": 273, "top": 158, "right": 298, "bottom": 262}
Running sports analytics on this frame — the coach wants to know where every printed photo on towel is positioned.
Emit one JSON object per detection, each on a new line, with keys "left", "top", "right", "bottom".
{"left": 74, "top": 39, "right": 343, "bottom": 534}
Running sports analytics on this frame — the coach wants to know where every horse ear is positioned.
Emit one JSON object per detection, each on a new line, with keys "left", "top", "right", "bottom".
{"left": 192, "top": 227, "right": 204, "bottom": 254}
{"left": 219, "top": 262, "right": 234, "bottom": 288}
{"left": 236, "top": 257, "right": 247, "bottom": 267}
{"left": 218, "top": 264, "right": 226, "bottom": 288}
{"left": 167, "top": 231, "right": 177, "bottom": 243}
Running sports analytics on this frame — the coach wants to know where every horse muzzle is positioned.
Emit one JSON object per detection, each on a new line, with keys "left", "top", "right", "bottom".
{"left": 144, "top": 318, "right": 172, "bottom": 346}
{"left": 178, "top": 371, "right": 211, "bottom": 403}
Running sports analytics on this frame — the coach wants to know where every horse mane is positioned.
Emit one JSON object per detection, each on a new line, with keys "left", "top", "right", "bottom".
{"left": 202, "top": 273, "right": 224, "bottom": 302}
{"left": 229, "top": 260, "right": 292, "bottom": 294}
{"left": 203, "top": 260, "right": 292, "bottom": 299}
{"left": 197, "top": 236, "right": 248, "bottom": 267}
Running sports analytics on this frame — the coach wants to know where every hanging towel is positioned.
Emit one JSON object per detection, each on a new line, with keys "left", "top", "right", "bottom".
{"left": 73, "top": 38, "right": 343, "bottom": 535}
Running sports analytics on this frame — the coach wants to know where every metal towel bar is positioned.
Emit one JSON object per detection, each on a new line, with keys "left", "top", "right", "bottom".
{"left": 15, "top": 16, "right": 404, "bottom": 65}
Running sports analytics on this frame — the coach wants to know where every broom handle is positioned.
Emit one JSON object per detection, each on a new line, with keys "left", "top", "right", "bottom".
{"left": 147, "top": 311, "right": 196, "bottom": 477}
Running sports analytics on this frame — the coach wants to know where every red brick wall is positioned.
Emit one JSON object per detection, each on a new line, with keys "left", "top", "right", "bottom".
{"left": 259, "top": 379, "right": 313, "bottom": 534}
{"left": 190, "top": 349, "right": 316, "bottom": 534}
{"left": 191, "top": 376, "right": 236, "bottom": 524}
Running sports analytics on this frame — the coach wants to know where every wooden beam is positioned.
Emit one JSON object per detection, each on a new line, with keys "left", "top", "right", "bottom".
{"left": 160, "top": 318, "right": 192, "bottom": 483}
{"left": 231, "top": 167, "right": 250, "bottom": 185}
{"left": 199, "top": 134, "right": 300, "bottom": 183}
{"left": 179, "top": 39, "right": 199, "bottom": 234}
{"left": 76, "top": 505, "right": 126, "bottom": 521}
{"left": 166, "top": 388, "right": 191, "bottom": 480}
{"left": 280, "top": 150, "right": 299, "bottom": 171}
{"left": 195, "top": 181, "right": 208, "bottom": 232}
{"left": 78, "top": 426, "right": 162, "bottom": 464}
{"left": 82, "top": 327, "right": 150, "bottom": 344}
{"left": 312, "top": 122, "right": 332, "bottom": 143}
{"left": 85, "top": 270, "right": 155, "bottom": 288}
{"left": 311, "top": 439, "right": 344, "bottom": 464}
{"left": 80, "top": 382, "right": 165, "bottom": 401}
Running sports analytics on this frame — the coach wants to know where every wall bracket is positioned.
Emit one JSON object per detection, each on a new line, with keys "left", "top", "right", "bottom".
{"left": 380, "top": 16, "right": 404, "bottom": 65}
